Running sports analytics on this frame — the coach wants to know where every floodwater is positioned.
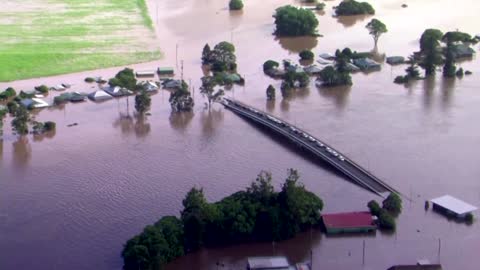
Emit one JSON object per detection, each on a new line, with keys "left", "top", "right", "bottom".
{"left": 1, "top": 0, "right": 480, "bottom": 269}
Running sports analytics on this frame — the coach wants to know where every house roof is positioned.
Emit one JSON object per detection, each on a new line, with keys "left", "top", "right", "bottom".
{"left": 387, "top": 264, "right": 442, "bottom": 270}
{"left": 322, "top": 211, "right": 375, "bottom": 229}
{"left": 430, "top": 195, "right": 477, "bottom": 215}
{"left": 88, "top": 90, "right": 112, "bottom": 100}
{"left": 247, "top": 256, "right": 290, "bottom": 269}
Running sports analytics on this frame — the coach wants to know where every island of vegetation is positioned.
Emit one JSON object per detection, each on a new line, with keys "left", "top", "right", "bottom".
{"left": 229, "top": 0, "right": 244, "bottom": 10}
{"left": 200, "top": 41, "right": 244, "bottom": 107}
{"left": 368, "top": 193, "right": 402, "bottom": 230}
{"left": 122, "top": 169, "right": 323, "bottom": 270}
{"left": 335, "top": 0, "right": 375, "bottom": 16}
{"left": 273, "top": 6, "right": 319, "bottom": 36}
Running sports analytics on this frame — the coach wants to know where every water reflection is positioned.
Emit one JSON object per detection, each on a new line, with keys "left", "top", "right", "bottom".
{"left": 112, "top": 113, "right": 151, "bottom": 138}
{"left": 440, "top": 77, "right": 455, "bottom": 111}
{"left": 336, "top": 14, "right": 370, "bottom": 28}
{"left": 369, "top": 47, "right": 386, "bottom": 63}
{"left": 12, "top": 136, "right": 31, "bottom": 169}
{"left": 166, "top": 229, "right": 321, "bottom": 270}
{"left": 266, "top": 100, "right": 275, "bottom": 112}
{"left": 32, "top": 130, "right": 57, "bottom": 142}
{"left": 422, "top": 76, "right": 436, "bottom": 111}
{"left": 277, "top": 36, "right": 318, "bottom": 53}
{"left": 280, "top": 99, "right": 290, "bottom": 112}
{"left": 169, "top": 110, "right": 195, "bottom": 132}
{"left": 317, "top": 85, "right": 351, "bottom": 109}
{"left": 199, "top": 108, "right": 224, "bottom": 138}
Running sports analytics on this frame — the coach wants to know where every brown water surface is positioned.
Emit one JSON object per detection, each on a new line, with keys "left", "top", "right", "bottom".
{"left": 1, "top": 0, "right": 480, "bottom": 269}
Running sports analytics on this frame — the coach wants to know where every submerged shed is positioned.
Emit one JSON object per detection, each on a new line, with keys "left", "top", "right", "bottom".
{"left": 135, "top": 70, "right": 155, "bottom": 77}
{"left": 157, "top": 67, "right": 175, "bottom": 75}
{"left": 322, "top": 211, "right": 376, "bottom": 234}
{"left": 247, "top": 257, "right": 292, "bottom": 270}
{"left": 88, "top": 90, "right": 113, "bottom": 101}
{"left": 353, "top": 58, "right": 381, "bottom": 71}
{"left": 386, "top": 56, "right": 405, "bottom": 65}
{"left": 430, "top": 195, "right": 477, "bottom": 219}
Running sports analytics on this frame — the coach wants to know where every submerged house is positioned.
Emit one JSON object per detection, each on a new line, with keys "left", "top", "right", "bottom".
{"left": 322, "top": 211, "right": 376, "bottom": 234}
{"left": 162, "top": 79, "right": 183, "bottom": 89}
{"left": 139, "top": 81, "right": 160, "bottom": 92}
{"left": 54, "top": 92, "right": 86, "bottom": 104}
{"left": 304, "top": 65, "right": 323, "bottom": 75}
{"left": 20, "top": 98, "right": 49, "bottom": 109}
{"left": 430, "top": 195, "right": 477, "bottom": 219}
{"left": 247, "top": 257, "right": 291, "bottom": 270}
{"left": 353, "top": 58, "right": 381, "bottom": 71}
{"left": 88, "top": 90, "right": 113, "bottom": 101}
{"left": 102, "top": 86, "right": 133, "bottom": 97}
{"left": 387, "top": 264, "right": 442, "bottom": 270}
{"left": 386, "top": 56, "right": 405, "bottom": 65}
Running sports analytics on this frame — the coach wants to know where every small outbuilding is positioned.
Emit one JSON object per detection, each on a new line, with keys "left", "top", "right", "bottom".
{"left": 135, "top": 70, "right": 156, "bottom": 77}
{"left": 157, "top": 67, "right": 175, "bottom": 75}
{"left": 430, "top": 195, "right": 477, "bottom": 219}
{"left": 102, "top": 86, "right": 133, "bottom": 97}
{"left": 20, "top": 98, "right": 49, "bottom": 109}
{"left": 322, "top": 211, "right": 376, "bottom": 234}
{"left": 319, "top": 53, "right": 336, "bottom": 60}
{"left": 317, "top": 58, "right": 334, "bottom": 65}
{"left": 353, "top": 58, "right": 381, "bottom": 71}
{"left": 247, "top": 257, "right": 292, "bottom": 270}
{"left": 386, "top": 56, "right": 405, "bottom": 65}
{"left": 304, "top": 65, "right": 323, "bottom": 75}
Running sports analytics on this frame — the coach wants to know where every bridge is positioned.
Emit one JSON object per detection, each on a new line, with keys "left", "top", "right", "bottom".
{"left": 220, "top": 97, "right": 399, "bottom": 197}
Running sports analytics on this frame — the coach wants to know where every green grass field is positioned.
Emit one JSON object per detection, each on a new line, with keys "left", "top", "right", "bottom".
{"left": 0, "top": 0, "right": 161, "bottom": 82}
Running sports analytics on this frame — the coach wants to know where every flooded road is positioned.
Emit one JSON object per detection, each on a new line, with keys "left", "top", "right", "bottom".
{"left": 1, "top": 0, "right": 480, "bottom": 269}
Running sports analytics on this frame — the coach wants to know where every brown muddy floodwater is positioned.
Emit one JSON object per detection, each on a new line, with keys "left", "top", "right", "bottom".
{"left": 1, "top": 0, "right": 480, "bottom": 269}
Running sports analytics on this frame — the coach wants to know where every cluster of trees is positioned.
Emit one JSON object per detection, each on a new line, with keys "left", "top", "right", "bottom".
{"left": 394, "top": 56, "right": 421, "bottom": 84}
{"left": 122, "top": 169, "right": 324, "bottom": 270}
{"left": 317, "top": 49, "right": 353, "bottom": 87}
{"left": 11, "top": 105, "right": 30, "bottom": 135}
{"left": 34, "top": 85, "right": 49, "bottom": 94}
{"left": 281, "top": 70, "right": 310, "bottom": 98}
{"left": 335, "top": 0, "right": 375, "bottom": 16}
{"left": 418, "top": 29, "right": 477, "bottom": 78}
{"left": 229, "top": 0, "right": 243, "bottom": 10}
{"left": 202, "top": 42, "right": 237, "bottom": 73}
{"left": 367, "top": 193, "right": 402, "bottom": 230}
{"left": 32, "top": 121, "right": 56, "bottom": 134}
{"left": 0, "top": 87, "right": 16, "bottom": 101}
{"left": 201, "top": 42, "right": 243, "bottom": 107}
{"left": 109, "top": 68, "right": 137, "bottom": 90}
{"left": 263, "top": 60, "right": 280, "bottom": 72}
{"left": 135, "top": 91, "right": 151, "bottom": 114}
{"left": 273, "top": 6, "right": 319, "bottom": 36}
{"left": 169, "top": 80, "right": 194, "bottom": 112}
{"left": 266, "top": 85, "right": 276, "bottom": 100}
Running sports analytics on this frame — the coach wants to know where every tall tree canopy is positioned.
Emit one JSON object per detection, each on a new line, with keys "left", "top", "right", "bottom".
{"left": 365, "top": 18, "right": 387, "bottom": 46}
{"left": 273, "top": 5, "right": 319, "bottom": 36}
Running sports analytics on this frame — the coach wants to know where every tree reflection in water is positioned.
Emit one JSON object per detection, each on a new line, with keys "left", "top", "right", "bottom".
{"left": 169, "top": 110, "right": 195, "bottom": 133}
{"left": 200, "top": 107, "right": 224, "bottom": 139}
{"left": 12, "top": 135, "right": 31, "bottom": 169}
{"left": 317, "top": 85, "right": 352, "bottom": 110}
{"left": 112, "top": 112, "right": 151, "bottom": 138}
{"left": 277, "top": 36, "right": 318, "bottom": 53}
{"left": 336, "top": 14, "right": 370, "bottom": 28}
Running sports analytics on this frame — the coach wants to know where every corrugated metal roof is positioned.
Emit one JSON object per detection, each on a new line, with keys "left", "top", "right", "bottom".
{"left": 322, "top": 211, "right": 375, "bottom": 229}
{"left": 247, "top": 256, "right": 290, "bottom": 269}
{"left": 430, "top": 195, "right": 477, "bottom": 215}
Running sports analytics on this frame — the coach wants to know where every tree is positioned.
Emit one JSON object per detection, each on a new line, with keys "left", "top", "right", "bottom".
{"left": 266, "top": 85, "right": 276, "bottom": 100}
{"left": 109, "top": 68, "right": 137, "bottom": 90}
{"left": 442, "top": 31, "right": 476, "bottom": 44}
{"left": 366, "top": 19, "right": 387, "bottom": 47}
{"left": 135, "top": 91, "right": 151, "bottom": 114}
{"left": 336, "top": 0, "right": 375, "bottom": 16}
{"left": 200, "top": 76, "right": 225, "bottom": 108}
{"left": 405, "top": 55, "right": 420, "bottom": 79}
{"left": 419, "top": 29, "right": 443, "bottom": 52}
{"left": 247, "top": 171, "right": 275, "bottom": 204}
{"left": 34, "top": 85, "right": 49, "bottom": 94}
{"left": 367, "top": 200, "right": 381, "bottom": 216}
{"left": 278, "top": 169, "right": 323, "bottom": 238}
{"left": 263, "top": 60, "right": 279, "bottom": 72}
{"left": 378, "top": 209, "right": 396, "bottom": 230}
{"left": 229, "top": 0, "right": 244, "bottom": 10}
{"left": 201, "top": 44, "right": 211, "bottom": 64}
{"left": 273, "top": 6, "right": 319, "bottom": 36}
{"left": 11, "top": 105, "right": 29, "bottom": 135}
{"left": 299, "top": 50, "right": 314, "bottom": 60}
{"left": 443, "top": 40, "right": 456, "bottom": 78}
{"left": 382, "top": 193, "right": 402, "bottom": 215}
{"left": 169, "top": 81, "right": 194, "bottom": 111}
{"left": 318, "top": 65, "right": 352, "bottom": 87}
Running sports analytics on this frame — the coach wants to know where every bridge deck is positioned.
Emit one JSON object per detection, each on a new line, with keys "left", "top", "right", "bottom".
{"left": 221, "top": 98, "right": 398, "bottom": 196}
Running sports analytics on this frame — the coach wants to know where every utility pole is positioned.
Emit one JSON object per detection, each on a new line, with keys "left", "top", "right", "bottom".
{"left": 362, "top": 240, "right": 366, "bottom": 265}
{"left": 176, "top": 43, "right": 179, "bottom": 68}
{"left": 181, "top": 60, "right": 184, "bottom": 81}
{"left": 437, "top": 238, "right": 441, "bottom": 263}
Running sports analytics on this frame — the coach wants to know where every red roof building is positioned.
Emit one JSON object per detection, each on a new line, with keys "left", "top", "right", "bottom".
{"left": 322, "top": 211, "right": 376, "bottom": 234}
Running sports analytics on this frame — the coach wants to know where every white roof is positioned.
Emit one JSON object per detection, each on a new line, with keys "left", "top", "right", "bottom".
{"left": 431, "top": 195, "right": 477, "bottom": 215}
{"left": 247, "top": 256, "right": 290, "bottom": 269}
{"left": 89, "top": 90, "right": 113, "bottom": 100}
{"left": 31, "top": 98, "right": 49, "bottom": 108}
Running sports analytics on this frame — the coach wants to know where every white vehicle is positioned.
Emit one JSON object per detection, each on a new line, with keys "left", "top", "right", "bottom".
{"left": 316, "top": 141, "right": 324, "bottom": 147}
{"left": 308, "top": 136, "right": 315, "bottom": 142}
{"left": 339, "top": 156, "right": 345, "bottom": 161}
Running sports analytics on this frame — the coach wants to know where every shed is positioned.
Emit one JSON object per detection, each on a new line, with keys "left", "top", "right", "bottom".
{"left": 88, "top": 90, "right": 113, "bottom": 101}
{"left": 322, "top": 211, "right": 376, "bottom": 234}
{"left": 430, "top": 195, "right": 477, "bottom": 218}
{"left": 135, "top": 70, "right": 155, "bottom": 77}
{"left": 162, "top": 79, "right": 183, "bottom": 89}
{"left": 317, "top": 58, "right": 333, "bottom": 65}
{"left": 157, "top": 67, "right": 175, "bottom": 75}
{"left": 386, "top": 56, "right": 405, "bottom": 65}
{"left": 353, "top": 58, "right": 381, "bottom": 71}
{"left": 247, "top": 256, "right": 292, "bottom": 270}
{"left": 20, "top": 98, "right": 49, "bottom": 108}
{"left": 386, "top": 264, "right": 442, "bottom": 270}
